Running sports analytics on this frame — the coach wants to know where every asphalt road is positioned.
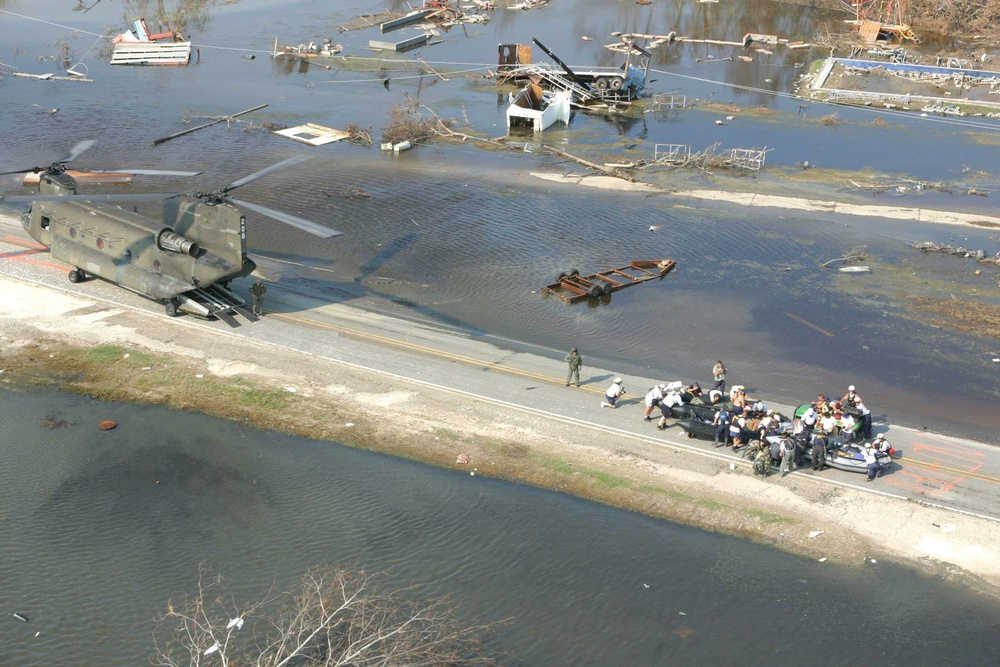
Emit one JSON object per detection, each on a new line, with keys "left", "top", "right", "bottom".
{"left": 1, "top": 214, "right": 998, "bottom": 524}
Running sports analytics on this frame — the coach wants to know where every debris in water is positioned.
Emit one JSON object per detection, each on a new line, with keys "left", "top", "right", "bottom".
{"left": 672, "top": 624, "right": 695, "bottom": 639}
{"left": 808, "top": 530, "right": 824, "bottom": 538}
{"left": 13, "top": 612, "right": 29, "bottom": 622}
{"left": 98, "top": 420, "right": 117, "bottom": 430}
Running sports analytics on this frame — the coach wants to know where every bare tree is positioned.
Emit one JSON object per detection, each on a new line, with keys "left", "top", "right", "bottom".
{"left": 153, "top": 565, "right": 502, "bottom": 667}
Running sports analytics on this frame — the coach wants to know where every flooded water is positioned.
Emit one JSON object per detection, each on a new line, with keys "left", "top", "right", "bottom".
{"left": 2, "top": 0, "right": 1000, "bottom": 446}
{"left": 2, "top": 386, "right": 1000, "bottom": 666}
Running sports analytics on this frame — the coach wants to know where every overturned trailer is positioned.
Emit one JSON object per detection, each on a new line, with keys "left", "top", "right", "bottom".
{"left": 507, "top": 82, "right": 571, "bottom": 133}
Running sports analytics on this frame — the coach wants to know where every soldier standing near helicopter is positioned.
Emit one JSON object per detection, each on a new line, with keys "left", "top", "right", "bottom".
{"left": 250, "top": 279, "right": 267, "bottom": 316}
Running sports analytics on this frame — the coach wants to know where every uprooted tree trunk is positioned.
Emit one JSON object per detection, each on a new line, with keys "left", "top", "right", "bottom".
{"left": 821, "top": 244, "right": 868, "bottom": 268}
{"left": 152, "top": 565, "right": 501, "bottom": 667}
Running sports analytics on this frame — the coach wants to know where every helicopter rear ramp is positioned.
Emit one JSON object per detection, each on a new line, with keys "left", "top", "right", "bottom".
{"left": 178, "top": 284, "right": 257, "bottom": 326}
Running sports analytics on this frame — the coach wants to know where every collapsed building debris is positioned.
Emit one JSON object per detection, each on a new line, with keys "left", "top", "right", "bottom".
{"left": 844, "top": 179, "right": 989, "bottom": 197}
{"left": 910, "top": 241, "right": 1000, "bottom": 268}
{"left": 649, "top": 142, "right": 769, "bottom": 171}
{"left": 497, "top": 38, "right": 651, "bottom": 105}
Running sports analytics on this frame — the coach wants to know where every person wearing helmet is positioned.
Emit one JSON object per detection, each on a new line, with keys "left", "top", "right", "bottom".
{"left": 565, "top": 347, "right": 583, "bottom": 387}
{"left": 602, "top": 377, "right": 625, "bottom": 409}
{"left": 841, "top": 385, "right": 862, "bottom": 409}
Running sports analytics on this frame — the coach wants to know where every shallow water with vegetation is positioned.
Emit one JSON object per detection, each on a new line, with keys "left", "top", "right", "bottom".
{"left": 2, "top": 385, "right": 999, "bottom": 666}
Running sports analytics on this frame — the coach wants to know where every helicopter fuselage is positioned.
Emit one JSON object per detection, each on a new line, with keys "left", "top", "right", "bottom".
{"left": 21, "top": 197, "right": 255, "bottom": 300}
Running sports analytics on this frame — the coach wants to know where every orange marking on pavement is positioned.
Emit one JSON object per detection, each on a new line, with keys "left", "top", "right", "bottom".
{"left": 910, "top": 440, "right": 985, "bottom": 472}
{"left": 3, "top": 236, "right": 46, "bottom": 250}
{"left": 782, "top": 311, "right": 833, "bottom": 337}
{"left": 0, "top": 249, "right": 66, "bottom": 272}
{"left": 888, "top": 468, "right": 965, "bottom": 496}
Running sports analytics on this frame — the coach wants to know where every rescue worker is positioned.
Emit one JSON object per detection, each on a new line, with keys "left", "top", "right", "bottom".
{"left": 840, "top": 412, "right": 857, "bottom": 443}
{"left": 601, "top": 377, "right": 624, "bottom": 409}
{"left": 857, "top": 402, "right": 873, "bottom": 440}
{"left": 712, "top": 360, "right": 727, "bottom": 393}
{"left": 565, "top": 348, "right": 582, "bottom": 387}
{"left": 712, "top": 406, "right": 731, "bottom": 447}
{"left": 728, "top": 415, "right": 745, "bottom": 451}
{"left": 780, "top": 436, "right": 796, "bottom": 476}
{"left": 841, "top": 385, "right": 863, "bottom": 409}
{"left": 643, "top": 384, "right": 664, "bottom": 421}
{"left": 250, "top": 279, "right": 267, "bottom": 316}
{"left": 753, "top": 443, "right": 771, "bottom": 477}
{"left": 811, "top": 435, "right": 827, "bottom": 471}
{"left": 800, "top": 404, "right": 819, "bottom": 438}
{"left": 865, "top": 445, "right": 884, "bottom": 481}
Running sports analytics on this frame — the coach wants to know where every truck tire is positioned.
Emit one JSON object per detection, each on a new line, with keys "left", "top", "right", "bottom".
{"left": 601, "top": 280, "right": 614, "bottom": 295}
{"left": 569, "top": 268, "right": 580, "bottom": 277}
{"left": 610, "top": 77, "right": 624, "bottom": 91}
{"left": 595, "top": 77, "right": 609, "bottom": 90}
{"left": 587, "top": 283, "right": 603, "bottom": 298}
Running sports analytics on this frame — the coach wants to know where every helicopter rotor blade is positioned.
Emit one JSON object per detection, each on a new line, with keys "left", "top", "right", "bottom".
{"left": 87, "top": 169, "right": 204, "bottom": 176}
{"left": 229, "top": 198, "right": 341, "bottom": 238}
{"left": 58, "top": 139, "right": 96, "bottom": 165}
{"left": 1, "top": 140, "right": 97, "bottom": 176}
{"left": 222, "top": 155, "right": 312, "bottom": 193}
{"left": 1, "top": 193, "right": 179, "bottom": 205}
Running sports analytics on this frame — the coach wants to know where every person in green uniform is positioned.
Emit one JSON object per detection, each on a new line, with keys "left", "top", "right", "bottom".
{"left": 250, "top": 279, "right": 267, "bottom": 315}
{"left": 565, "top": 347, "right": 582, "bottom": 387}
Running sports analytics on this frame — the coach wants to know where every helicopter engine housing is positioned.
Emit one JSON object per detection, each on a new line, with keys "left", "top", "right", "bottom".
{"left": 157, "top": 228, "right": 200, "bottom": 256}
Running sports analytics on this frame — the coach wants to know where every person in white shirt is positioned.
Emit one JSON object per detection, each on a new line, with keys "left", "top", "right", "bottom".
{"left": 643, "top": 385, "right": 664, "bottom": 421}
{"left": 601, "top": 378, "right": 625, "bottom": 409}
{"left": 820, "top": 413, "right": 838, "bottom": 436}
{"left": 839, "top": 412, "right": 857, "bottom": 442}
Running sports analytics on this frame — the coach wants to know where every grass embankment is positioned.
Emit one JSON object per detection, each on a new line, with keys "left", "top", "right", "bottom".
{"left": 4, "top": 341, "right": 797, "bottom": 549}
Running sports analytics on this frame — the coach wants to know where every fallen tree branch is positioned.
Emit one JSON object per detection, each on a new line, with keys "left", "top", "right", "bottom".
{"left": 542, "top": 145, "right": 634, "bottom": 181}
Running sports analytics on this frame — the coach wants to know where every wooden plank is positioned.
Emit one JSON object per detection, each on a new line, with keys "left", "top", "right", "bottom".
{"left": 23, "top": 171, "right": 132, "bottom": 185}
{"left": 110, "top": 41, "right": 191, "bottom": 65}
{"left": 273, "top": 123, "right": 350, "bottom": 146}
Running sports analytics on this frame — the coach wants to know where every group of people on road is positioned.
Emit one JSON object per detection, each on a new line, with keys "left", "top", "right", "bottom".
{"left": 566, "top": 350, "right": 893, "bottom": 482}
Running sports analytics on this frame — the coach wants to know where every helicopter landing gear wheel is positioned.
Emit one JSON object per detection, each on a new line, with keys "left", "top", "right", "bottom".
{"left": 165, "top": 300, "right": 179, "bottom": 317}
{"left": 68, "top": 268, "right": 85, "bottom": 283}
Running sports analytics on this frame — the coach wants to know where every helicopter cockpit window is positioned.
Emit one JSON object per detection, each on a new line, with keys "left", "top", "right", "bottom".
{"left": 40, "top": 215, "right": 51, "bottom": 230}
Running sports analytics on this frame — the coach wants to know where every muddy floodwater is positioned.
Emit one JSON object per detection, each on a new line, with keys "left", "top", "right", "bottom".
{"left": 1, "top": 0, "right": 1000, "bottom": 445}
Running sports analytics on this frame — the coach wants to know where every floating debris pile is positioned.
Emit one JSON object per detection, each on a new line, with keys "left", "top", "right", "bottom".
{"left": 910, "top": 241, "right": 1000, "bottom": 268}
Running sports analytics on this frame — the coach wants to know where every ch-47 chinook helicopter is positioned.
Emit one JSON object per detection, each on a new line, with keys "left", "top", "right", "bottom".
{"left": 0, "top": 141, "right": 340, "bottom": 325}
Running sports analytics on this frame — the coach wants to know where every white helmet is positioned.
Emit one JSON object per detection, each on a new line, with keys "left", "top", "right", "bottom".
{"left": 849, "top": 385, "right": 856, "bottom": 392}
{"left": 614, "top": 377, "right": 623, "bottom": 384}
